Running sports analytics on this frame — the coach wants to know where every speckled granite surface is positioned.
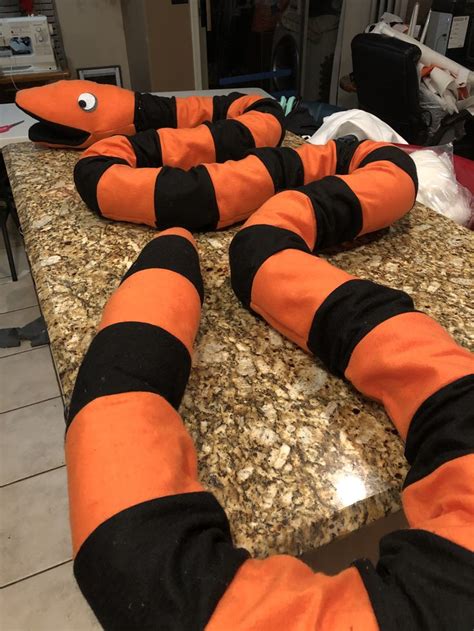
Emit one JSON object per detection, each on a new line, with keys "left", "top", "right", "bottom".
{"left": 3, "top": 136, "right": 473, "bottom": 558}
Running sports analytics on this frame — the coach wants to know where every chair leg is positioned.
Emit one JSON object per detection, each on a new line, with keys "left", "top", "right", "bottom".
{"left": 1, "top": 213, "right": 17, "bottom": 282}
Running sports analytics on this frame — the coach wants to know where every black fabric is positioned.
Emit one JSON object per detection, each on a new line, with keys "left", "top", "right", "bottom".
{"left": 230, "top": 225, "right": 310, "bottom": 309}
{"left": 67, "top": 322, "right": 191, "bottom": 426}
{"left": 354, "top": 529, "right": 474, "bottom": 631}
{"left": 134, "top": 92, "right": 177, "bottom": 131}
{"left": 334, "top": 135, "right": 362, "bottom": 174}
{"left": 358, "top": 145, "right": 419, "bottom": 194}
{"left": 303, "top": 176, "right": 363, "bottom": 250}
{"left": 283, "top": 103, "right": 320, "bottom": 137}
{"left": 128, "top": 129, "right": 163, "bottom": 168}
{"left": 204, "top": 119, "right": 256, "bottom": 163}
{"left": 154, "top": 165, "right": 219, "bottom": 231}
{"left": 212, "top": 92, "right": 246, "bottom": 122}
{"left": 404, "top": 374, "right": 474, "bottom": 488}
{"left": 307, "top": 279, "right": 415, "bottom": 377}
{"left": 74, "top": 493, "right": 249, "bottom": 631}
{"left": 74, "top": 156, "right": 128, "bottom": 216}
{"left": 251, "top": 147, "right": 304, "bottom": 192}
{"left": 121, "top": 234, "right": 204, "bottom": 304}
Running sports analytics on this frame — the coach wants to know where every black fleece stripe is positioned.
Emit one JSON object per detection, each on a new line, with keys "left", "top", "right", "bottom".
{"left": 134, "top": 92, "right": 177, "bottom": 131}
{"left": 121, "top": 234, "right": 204, "bottom": 304}
{"left": 74, "top": 156, "right": 128, "bottom": 216}
{"left": 67, "top": 322, "right": 191, "bottom": 426}
{"left": 212, "top": 92, "right": 246, "bottom": 122}
{"left": 354, "top": 529, "right": 474, "bottom": 631}
{"left": 154, "top": 165, "right": 219, "bottom": 231}
{"left": 307, "top": 280, "right": 415, "bottom": 377}
{"left": 358, "top": 146, "right": 419, "bottom": 194}
{"left": 204, "top": 119, "right": 255, "bottom": 163}
{"left": 230, "top": 224, "right": 310, "bottom": 309}
{"left": 74, "top": 493, "right": 249, "bottom": 631}
{"left": 334, "top": 135, "right": 362, "bottom": 174}
{"left": 128, "top": 129, "right": 163, "bottom": 168}
{"left": 302, "top": 176, "right": 363, "bottom": 250}
{"left": 251, "top": 147, "right": 304, "bottom": 192}
{"left": 403, "top": 374, "right": 474, "bottom": 489}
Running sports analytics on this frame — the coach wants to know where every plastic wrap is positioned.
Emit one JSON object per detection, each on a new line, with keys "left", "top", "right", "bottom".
{"left": 404, "top": 144, "right": 473, "bottom": 227}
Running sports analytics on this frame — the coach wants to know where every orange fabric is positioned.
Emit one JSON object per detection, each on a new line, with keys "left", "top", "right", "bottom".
{"left": 227, "top": 95, "right": 264, "bottom": 119}
{"left": 337, "top": 165, "right": 416, "bottom": 236}
{"left": 96, "top": 164, "right": 157, "bottom": 226}
{"left": 235, "top": 110, "right": 283, "bottom": 148}
{"left": 98, "top": 268, "right": 201, "bottom": 355}
{"left": 206, "top": 558, "right": 378, "bottom": 631}
{"left": 403, "top": 455, "right": 474, "bottom": 552}
{"left": 159, "top": 125, "right": 216, "bottom": 170}
{"left": 67, "top": 391, "right": 203, "bottom": 555}
{"left": 16, "top": 80, "right": 136, "bottom": 149}
{"left": 345, "top": 312, "right": 474, "bottom": 440}
{"left": 297, "top": 142, "right": 338, "bottom": 184}
{"left": 176, "top": 96, "right": 214, "bottom": 128}
{"left": 244, "top": 190, "right": 317, "bottom": 249}
{"left": 348, "top": 141, "right": 391, "bottom": 172}
{"left": 205, "top": 156, "right": 275, "bottom": 229}
{"left": 156, "top": 226, "right": 199, "bottom": 249}
{"left": 82, "top": 134, "right": 138, "bottom": 167}
{"left": 251, "top": 253, "right": 353, "bottom": 351}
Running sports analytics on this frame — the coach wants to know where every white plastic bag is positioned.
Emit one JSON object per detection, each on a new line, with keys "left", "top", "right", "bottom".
{"left": 406, "top": 144, "right": 473, "bottom": 226}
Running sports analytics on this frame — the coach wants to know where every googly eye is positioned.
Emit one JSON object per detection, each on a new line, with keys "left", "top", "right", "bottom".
{"left": 77, "top": 93, "right": 97, "bottom": 112}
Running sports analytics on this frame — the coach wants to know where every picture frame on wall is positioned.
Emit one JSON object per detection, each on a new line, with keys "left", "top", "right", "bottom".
{"left": 77, "top": 65, "right": 122, "bottom": 86}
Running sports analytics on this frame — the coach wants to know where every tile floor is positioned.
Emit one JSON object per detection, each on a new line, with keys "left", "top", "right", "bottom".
{"left": 0, "top": 217, "right": 101, "bottom": 630}
{"left": 0, "top": 217, "right": 408, "bottom": 629}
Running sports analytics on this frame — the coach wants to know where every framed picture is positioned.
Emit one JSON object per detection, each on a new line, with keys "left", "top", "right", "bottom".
{"left": 77, "top": 65, "right": 122, "bottom": 87}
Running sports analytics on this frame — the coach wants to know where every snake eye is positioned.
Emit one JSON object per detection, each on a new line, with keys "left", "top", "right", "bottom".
{"left": 77, "top": 93, "right": 97, "bottom": 112}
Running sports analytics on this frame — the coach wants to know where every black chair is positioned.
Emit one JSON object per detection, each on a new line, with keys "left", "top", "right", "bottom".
{"left": 351, "top": 33, "right": 472, "bottom": 146}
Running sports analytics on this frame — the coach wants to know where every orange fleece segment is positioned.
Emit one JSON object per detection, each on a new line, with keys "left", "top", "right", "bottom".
{"left": 345, "top": 312, "right": 474, "bottom": 440}
{"left": 227, "top": 94, "right": 264, "bottom": 119}
{"left": 251, "top": 252, "right": 354, "bottom": 351}
{"left": 402, "top": 455, "right": 474, "bottom": 552}
{"left": 297, "top": 142, "right": 338, "bottom": 184}
{"left": 206, "top": 155, "right": 275, "bottom": 229}
{"left": 82, "top": 134, "right": 138, "bottom": 168}
{"left": 244, "top": 190, "right": 318, "bottom": 250}
{"left": 235, "top": 110, "right": 283, "bottom": 148}
{"left": 206, "top": 557, "right": 378, "bottom": 631}
{"left": 176, "top": 96, "right": 214, "bottom": 128}
{"left": 67, "top": 391, "right": 203, "bottom": 555}
{"left": 159, "top": 125, "right": 216, "bottom": 169}
{"left": 96, "top": 164, "right": 157, "bottom": 226}
{"left": 348, "top": 140, "right": 391, "bottom": 172}
{"left": 337, "top": 164, "right": 416, "bottom": 236}
{"left": 98, "top": 268, "right": 201, "bottom": 355}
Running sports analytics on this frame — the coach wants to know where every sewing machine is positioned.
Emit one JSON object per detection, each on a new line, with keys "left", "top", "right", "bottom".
{"left": 0, "top": 16, "right": 57, "bottom": 75}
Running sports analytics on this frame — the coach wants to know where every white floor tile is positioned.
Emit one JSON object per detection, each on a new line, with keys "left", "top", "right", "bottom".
{"left": 0, "top": 397, "right": 65, "bottom": 486}
{"left": 0, "top": 347, "right": 60, "bottom": 413}
{"left": 0, "top": 561, "right": 101, "bottom": 631}
{"left": 0, "top": 272, "right": 38, "bottom": 314}
{"left": 0, "top": 467, "right": 71, "bottom": 586}
{"left": 0, "top": 305, "right": 42, "bottom": 359}
{"left": 0, "top": 243, "right": 29, "bottom": 281}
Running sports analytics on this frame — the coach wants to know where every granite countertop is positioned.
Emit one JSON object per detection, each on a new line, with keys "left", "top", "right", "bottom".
{"left": 3, "top": 135, "right": 473, "bottom": 558}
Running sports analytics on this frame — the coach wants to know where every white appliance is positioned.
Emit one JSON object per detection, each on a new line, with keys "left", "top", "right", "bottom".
{"left": 0, "top": 16, "right": 57, "bottom": 75}
{"left": 330, "top": 0, "right": 409, "bottom": 107}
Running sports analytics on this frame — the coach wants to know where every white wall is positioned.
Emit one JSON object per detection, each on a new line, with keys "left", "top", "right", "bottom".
{"left": 55, "top": 0, "right": 131, "bottom": 88}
